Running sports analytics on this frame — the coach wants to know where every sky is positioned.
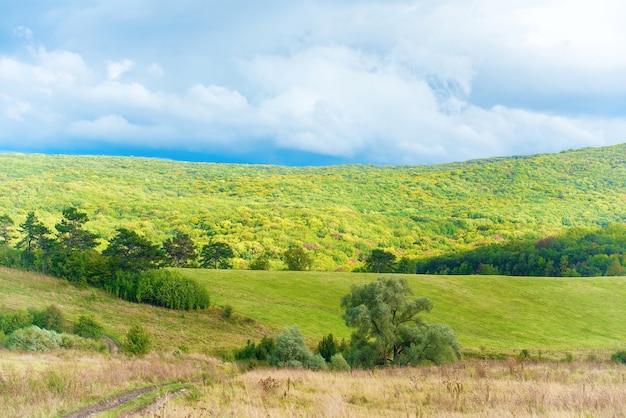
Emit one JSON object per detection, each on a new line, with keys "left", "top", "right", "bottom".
{"left": 1, "top": 0, "right": 625, "bottom": 166}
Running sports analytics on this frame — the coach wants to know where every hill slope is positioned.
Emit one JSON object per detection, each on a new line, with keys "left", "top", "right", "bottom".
{"left": 1, "top": 267, "right": 624, "bottom": 354}
{"left": 0, "top": 144, "right": 625, "bottom": 270}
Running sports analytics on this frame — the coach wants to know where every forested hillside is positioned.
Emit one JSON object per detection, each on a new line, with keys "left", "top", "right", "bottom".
{"left": 1, "top": 144, "right": 625, "bottom": 271}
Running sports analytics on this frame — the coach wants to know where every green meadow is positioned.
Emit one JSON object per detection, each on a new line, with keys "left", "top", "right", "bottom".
{"left": 182, "top": 269, "right": 626, "bottom": 353}
{"left": 2, "top": 267, "right": 624, "bottom": 356}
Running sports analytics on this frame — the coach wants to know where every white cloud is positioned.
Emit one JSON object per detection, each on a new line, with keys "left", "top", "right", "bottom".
{"left": 107, "top": 59, "right": 134, "bottom": 80}
{"left": 1, "top": 1, "right": 625, "bottom": 164}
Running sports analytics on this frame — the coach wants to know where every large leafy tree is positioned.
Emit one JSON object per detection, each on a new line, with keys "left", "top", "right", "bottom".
{"left": 102, "top": 228, "right": 164, "bottom": 273}
{"left": 55, "top": 207, "right": 99, "bottom": 252}
{"left": 163, "top": 233, "right": 197, "bottom": 267}
{"left": 200, "top": 241, "right": 234, "bottom": 269}
{"left": 341, "top": 277, "right": 460, "bottom": 367}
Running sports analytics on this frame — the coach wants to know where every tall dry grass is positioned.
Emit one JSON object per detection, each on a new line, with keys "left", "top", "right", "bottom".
{"left": 156, "top": 359, "right": 626, "bottom": 417}
{"left": 0, "top": 350, "right": 231, "bottom": 418}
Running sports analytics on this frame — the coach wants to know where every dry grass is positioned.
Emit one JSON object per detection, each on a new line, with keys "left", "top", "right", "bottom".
{"left": 0, "top": 349, "right": 233, "bottom": 418}
{"left": 155, "top": 360, "right": 626, "bottom": 417}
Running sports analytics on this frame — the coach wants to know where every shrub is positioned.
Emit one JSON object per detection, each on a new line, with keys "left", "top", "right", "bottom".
{"left": 309, "top": 353, "right": 328, "bottom": 371}
{"left": 317, "top": 333, "right": 338, "bottom": 362}
{"left": 611, "top": 350, "right": 626, "bottom": 364}
{"left": 329, "top": 353, "right": 351, "bottom": 371}
{"left": 0, "top": 309, "right": 33, "bottom": 335}
{"left": 268, "top": 326, "right": 313, "bottom": 368}
{"left": 234, "top": 336, "right": 275, "bottom": 361}
{"left": 29, "top": 304, "right": 65, "bottom": 333}
{"left": 73, "top": 315, "right": 103, "bottom": 340}
{"left": 59, "top": 333, "right": 104, "bottom": 351}
{"left": 124, "top": 324, "right": 152, "bottom": 356}
{"left": 136, "top": 269, "right": 210, "bottom": 310}
{"left": 249, "top": 253, "right": 270, "bottom": 270}
{"left": 5, "top": 326, "right": 60, "bottom": 351}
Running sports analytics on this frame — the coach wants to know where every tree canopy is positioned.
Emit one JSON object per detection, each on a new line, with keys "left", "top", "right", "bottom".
{"left": 341, "top": 277, "right": 460, "bottom": 367}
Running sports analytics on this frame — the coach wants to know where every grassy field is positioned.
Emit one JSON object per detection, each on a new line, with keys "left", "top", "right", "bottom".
{"left": 184, "top": 269, "right": 626, "bottom": 354}
{"left": 0, "top": 267, "right": 271, "bottom": 354}
{"left": 2, "top": 267, "right": 625, "bottom": 356}
{"left": 2, "top": 267, "right": 626, "bottom": 416}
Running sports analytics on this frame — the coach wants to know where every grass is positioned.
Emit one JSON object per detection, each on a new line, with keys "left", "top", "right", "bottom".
{"left": 2, "top": 266, "right": 625, "bottom": 355}
{"left": 0, "top": 267, "right": 272, "bottom": 354}
{"left": 184, "top": 269, "right": 626, "bottom": 353}
{"left": 0, "top": 350, "right": 232, "bottom": 418}
{"left": 161, "top": 360, "right": 626, "bottom": 417}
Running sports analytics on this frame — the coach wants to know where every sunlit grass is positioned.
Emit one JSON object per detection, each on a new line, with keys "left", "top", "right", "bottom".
{"left": 185, "top": 269, "right": 626, "bottom": 352}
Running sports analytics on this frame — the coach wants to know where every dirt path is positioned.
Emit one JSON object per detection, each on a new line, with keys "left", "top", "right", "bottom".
{"left": 62, "top": 386, "right": 157, "bottom": 418}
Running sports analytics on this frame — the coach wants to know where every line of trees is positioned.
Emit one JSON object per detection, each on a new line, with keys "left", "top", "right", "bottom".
{"left": 415, "top": 224, "right": 626, "bottom": 277}
{"left": 0, "top": 208, "right": 216, "bottom": 307}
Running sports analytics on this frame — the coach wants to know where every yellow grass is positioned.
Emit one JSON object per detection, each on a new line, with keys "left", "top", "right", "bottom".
{"left": 0, "top": 350, "right": 233, "bottom": 418}
{"left": 159, "top": 361, "right": 626, "bottom": 417}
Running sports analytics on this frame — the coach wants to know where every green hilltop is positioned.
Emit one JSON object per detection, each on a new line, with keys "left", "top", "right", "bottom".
{"left": 1, "top": 144, "right": 625, "bottom": 270}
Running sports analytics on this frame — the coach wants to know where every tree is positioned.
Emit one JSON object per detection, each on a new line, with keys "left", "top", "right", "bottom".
{"left": 55, "top": 207, "right": 98, "bottom": 252}
{"left": 18, "top": 212, "right": 51, "bottom": 252}
{"left": 365, "top": 249, "right": 396, "bottom": 273}
{"left": 268, "top": 325, "right": 314, "bottom": 368}
{"left": 283, "top": 247, "right": 313, "bottom": 271}
{"left": 163, "top": 233, "right": 197, "bottom": 267}
{"left": 0, "top": 214, "right": 15, "bottom": 246}
{"left": 102, "top": 228, "right": 164, "bottom": 273}
{"left": 317, "top": 333, "right": 338, "bottom": 362}
{"left": 200, "top": 241, "right": 234, "bottom": 269}
{"left": 341, "top": 277, "right": 460, "bottom": 367}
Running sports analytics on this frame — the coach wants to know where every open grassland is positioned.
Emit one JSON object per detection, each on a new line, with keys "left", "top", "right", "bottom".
{"left": 2, "top": 350, "right": 625, "bottom": 417}
{"left": 151, "top": 360, "right": 626, "bottom": 417}
{"left": 2, "top": 267, "right": 625, "bottom": 355}
{"left": 186, "top": 269, "right": 626, "bottom": 354}
{"left": 0, "top": 350, "right": 232, "bottom": 418}
{"left": 0, "top": 267, "right": 272, "bottom": 354}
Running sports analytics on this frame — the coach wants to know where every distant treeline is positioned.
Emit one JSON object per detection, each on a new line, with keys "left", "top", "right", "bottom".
{"left": 415, "top": 224, "right": 626, "bottom": 277}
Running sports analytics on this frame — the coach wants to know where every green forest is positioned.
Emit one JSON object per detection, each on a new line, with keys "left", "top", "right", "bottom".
{"left": 0, "top": 144, "right": 625, "bottom": 272}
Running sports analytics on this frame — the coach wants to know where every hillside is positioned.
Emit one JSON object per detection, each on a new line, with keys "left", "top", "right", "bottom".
{"left": 1, "top": 144, "right": 625, "bottom": 270}
{"left": 2, "top": 267, "right": 625, "bottom": 354}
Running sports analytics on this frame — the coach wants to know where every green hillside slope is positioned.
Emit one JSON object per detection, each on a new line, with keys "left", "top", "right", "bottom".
{"left": 2, "top": 267, "right": 624, "bottom": 354}
{"left": 1, "top": 144, "right": 625, "bottom": 270}
{"left": 186, "top": 269, "right": 626, "bottom": 353}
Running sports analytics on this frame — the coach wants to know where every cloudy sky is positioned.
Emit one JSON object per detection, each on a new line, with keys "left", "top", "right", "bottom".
{"left": 1, "top": 1, "right": 625, "bottom": 165}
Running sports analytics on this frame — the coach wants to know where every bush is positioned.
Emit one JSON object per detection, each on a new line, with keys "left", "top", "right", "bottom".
{"left": 611, "top": 350, "right": 626, "bottom": 364}
{"left": 309, "top": 353, "right": 328, "bottom": 371}
{"left": 73, "top": 315, "right": 103, "bottom": 340}
{"left": 329, "top": 353, "right": 351, "bottom": 371}
{"left": 317, "top": 333, "right": 338, "bottom": 362}
{"left": 136, "top": 269, "right": 210, "bottom": 310}
{"left": 59, "top": 333, "right": 104, "bottom": 351}
{"left": 234, "top": 336, "right": 275, "bottom": 361}
{"left": 29, "top": 304, "right": 65, "bottom": 333}
{"left": 0, "top": 309, "right": 33, "bottom": 335}
{"left": 268, "top": 326, "right": 314, "bottom": 368}
{"left": 124, "top": 324, "right": 152, "bottom": 356}
{"left": 5, "top": 326, "right": 60, "bottom": 351}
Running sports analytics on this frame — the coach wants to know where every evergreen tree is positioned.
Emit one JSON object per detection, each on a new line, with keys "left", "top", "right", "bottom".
{"left": 163, "top": 233, "right": 197, "bottom": 267}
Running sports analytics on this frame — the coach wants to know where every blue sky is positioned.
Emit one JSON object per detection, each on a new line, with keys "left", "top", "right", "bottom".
{"left": 1, "top": 1, "right": 625, "bottom": 165}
